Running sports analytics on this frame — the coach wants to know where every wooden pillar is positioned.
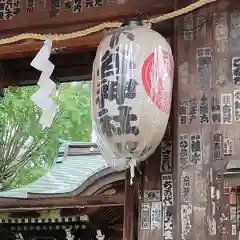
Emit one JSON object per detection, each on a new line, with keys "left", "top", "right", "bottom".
{"left": 123, "top": 170, "right": 136, "bottom": 240}
{"left": 137, "top": 147, "right": 163, "bottom": 240}
{"left": 175, "top": 0, "right": 239, "bottom": 239}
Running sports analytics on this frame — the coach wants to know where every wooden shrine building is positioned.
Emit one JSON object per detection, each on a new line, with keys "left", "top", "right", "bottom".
{"left": 0, "top": 142, "right": 125, "bottom": 239}
{"left": 3, "top": 0, "right": 240, "bottom": 240}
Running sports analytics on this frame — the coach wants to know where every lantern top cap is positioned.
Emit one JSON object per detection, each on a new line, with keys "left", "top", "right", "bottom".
{"left": 122, "top": 16, "right": 142, "bottom": 27}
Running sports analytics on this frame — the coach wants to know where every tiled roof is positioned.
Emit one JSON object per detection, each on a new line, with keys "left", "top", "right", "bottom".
{"left": 0, "top": 142, "right": 110, "bottom": 198}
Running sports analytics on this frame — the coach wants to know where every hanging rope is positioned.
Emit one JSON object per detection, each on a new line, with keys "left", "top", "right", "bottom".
{"left": 0, "top": 0, "right": 216, "bottom": 45}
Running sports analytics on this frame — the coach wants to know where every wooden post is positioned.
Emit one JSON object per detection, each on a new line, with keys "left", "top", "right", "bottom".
{"left": 175, "top": 0, "right": 239, "bottom": 239}
{"left": 123, "top": 170, "right": 135, "bottom": 240}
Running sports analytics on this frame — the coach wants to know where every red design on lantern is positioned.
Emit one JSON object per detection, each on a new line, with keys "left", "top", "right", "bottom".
{"left": 141, "top": 50, "right": 173, "bottom": 114}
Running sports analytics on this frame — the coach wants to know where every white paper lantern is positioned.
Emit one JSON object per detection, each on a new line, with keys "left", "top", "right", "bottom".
{"left": 92, "top": 24, "right": 174, "bottom": 183}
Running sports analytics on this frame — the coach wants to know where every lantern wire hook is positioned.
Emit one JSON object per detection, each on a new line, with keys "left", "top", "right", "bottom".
{"left": 129, "top": 158, "right": 137, "bottom": 185}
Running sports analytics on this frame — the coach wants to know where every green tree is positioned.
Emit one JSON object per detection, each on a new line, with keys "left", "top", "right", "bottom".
{"left": 0, "top": 81, "right": 92, "bottom": 190}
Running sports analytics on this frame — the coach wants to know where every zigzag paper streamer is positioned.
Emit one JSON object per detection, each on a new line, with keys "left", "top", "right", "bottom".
{"left": 31, "top": 40, "right": 57, "bottom": 128}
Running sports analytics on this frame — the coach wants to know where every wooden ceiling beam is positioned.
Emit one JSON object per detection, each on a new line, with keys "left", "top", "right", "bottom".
{"left": 5, "top": 65, "right": 92, "bottom": 87}
{"left": 0, "top": 0, "right": 173, "bottom": 60}
{"left": 9, "top": 51, "right": 96, "bottom": 71}
{"left": 0, "top": 193, "right": 125, "bottom": 211}
{"left": 0, "top": 50, "right": 95, "bottom": 86}
{"left": 0, "top": 1, "right": 173, "bottom": 33}
{"left": 0, "top": 61, "right": 17, "bottom": 87}
{"left": 0, "top": 34, "right": 101, "bottom": 60}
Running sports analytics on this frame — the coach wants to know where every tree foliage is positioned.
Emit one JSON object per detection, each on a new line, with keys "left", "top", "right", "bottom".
{"left": 0, "top": 82, "right": 92, "bottom": 190}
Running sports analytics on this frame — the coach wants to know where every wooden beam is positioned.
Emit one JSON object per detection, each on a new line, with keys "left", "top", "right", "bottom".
{"left": 0, "top": 193, "right": 125, "bottom": 211}
{"left": 0, "top": 33, "right": 101, "bottom": 60}
{"left": 13, "top": 65, "right": 92, "bottom": 84}
{"left": 0, "top": 50, "right": 95, "bottom": 86}
{"left": 0, "top": 0, "right": 173, "bottom": 33}
{"left": 0, "top": 0, "right": 173, "bottom": 60}
{"left": 9, "top": 50, "right": 96, "bottom": 70}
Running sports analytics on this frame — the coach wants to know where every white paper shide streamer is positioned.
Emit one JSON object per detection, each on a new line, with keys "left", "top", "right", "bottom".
{"left": 30, "top": 40, "right": 57, "bottom": 128}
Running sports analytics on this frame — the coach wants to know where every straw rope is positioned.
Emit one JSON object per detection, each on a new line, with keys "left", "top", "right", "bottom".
{"left": 0, "top": 0, "right": 217, "bottom": 45}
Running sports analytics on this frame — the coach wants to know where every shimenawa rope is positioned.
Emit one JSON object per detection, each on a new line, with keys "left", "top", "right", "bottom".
{"left": 0, "top": 0, "right": 216, "bottom": 45}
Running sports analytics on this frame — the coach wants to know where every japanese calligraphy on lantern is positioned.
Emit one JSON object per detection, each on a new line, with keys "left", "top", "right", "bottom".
{"left": 188, "top": 98, "right": 198, "bottom": 124}
{"left": 234, "top": 90, "right": 240, "bottom": 121}
{"left": 160, "top": 140, "right": 172, "bottom": 173}
{"left": 199, "top": 93, "right": 209, "bottom": 124}
{"left": 141, "top": 202, "right": 151, "bottom": 230}
{"left": 181, "top": 171, "right": 193, "bottom": 202}
{"left": 162, "top": 174, "right": 174, "bottom": 206}
{"left": 231, "top": 11, "right": 240, "bottom": 52}
{"left": 190, "top": 133, "right": 202, "bottom": 166}
{"left": 181, "top": 204, "right": 192, "bottom": 240}
{"left": 211, "top": 94, "right": 221, "bottom": 123}
{"left": 232, "top": 57, "right": 240, "bottom": 85}
{"left": 179, "top": 100, "right": 188, "bottom": 125}
{"left": 95, "top": 30, "right": 139, "bottom": 139}
{"left": 196, "top": 48, "right": 212, "bottom": 89}
{"left": 223, "top": 136, "right": 234, "bottom": 156}
{"left": 179, "top": 134, "right": 190, "bottom": 169}
{"left": 144, "top": 190, "right": 161, "bottom": 202}
{"left": 212, "top": 133, "right": 223, "bottom": 160}
{"left": 150, "top": 202, "right": 162, "bottom": 230}
{"left": 184, "top": 14, "right": 193, "bottom": 40}
{"left": 197, "top": 14, "right": 206, "bottom": 36}
{"left": 163, "top": 208, "right": 173, "bottom": 240}
{"left": 215, "top": 12, "right": 228, "bottom": 41}
{"left": 221, "top": 93, "right": 233, "bottom": 124}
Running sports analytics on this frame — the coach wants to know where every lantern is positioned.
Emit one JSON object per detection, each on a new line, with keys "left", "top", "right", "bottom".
{"left": 92, "top": 23, "right": 174, "bottom": 183}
